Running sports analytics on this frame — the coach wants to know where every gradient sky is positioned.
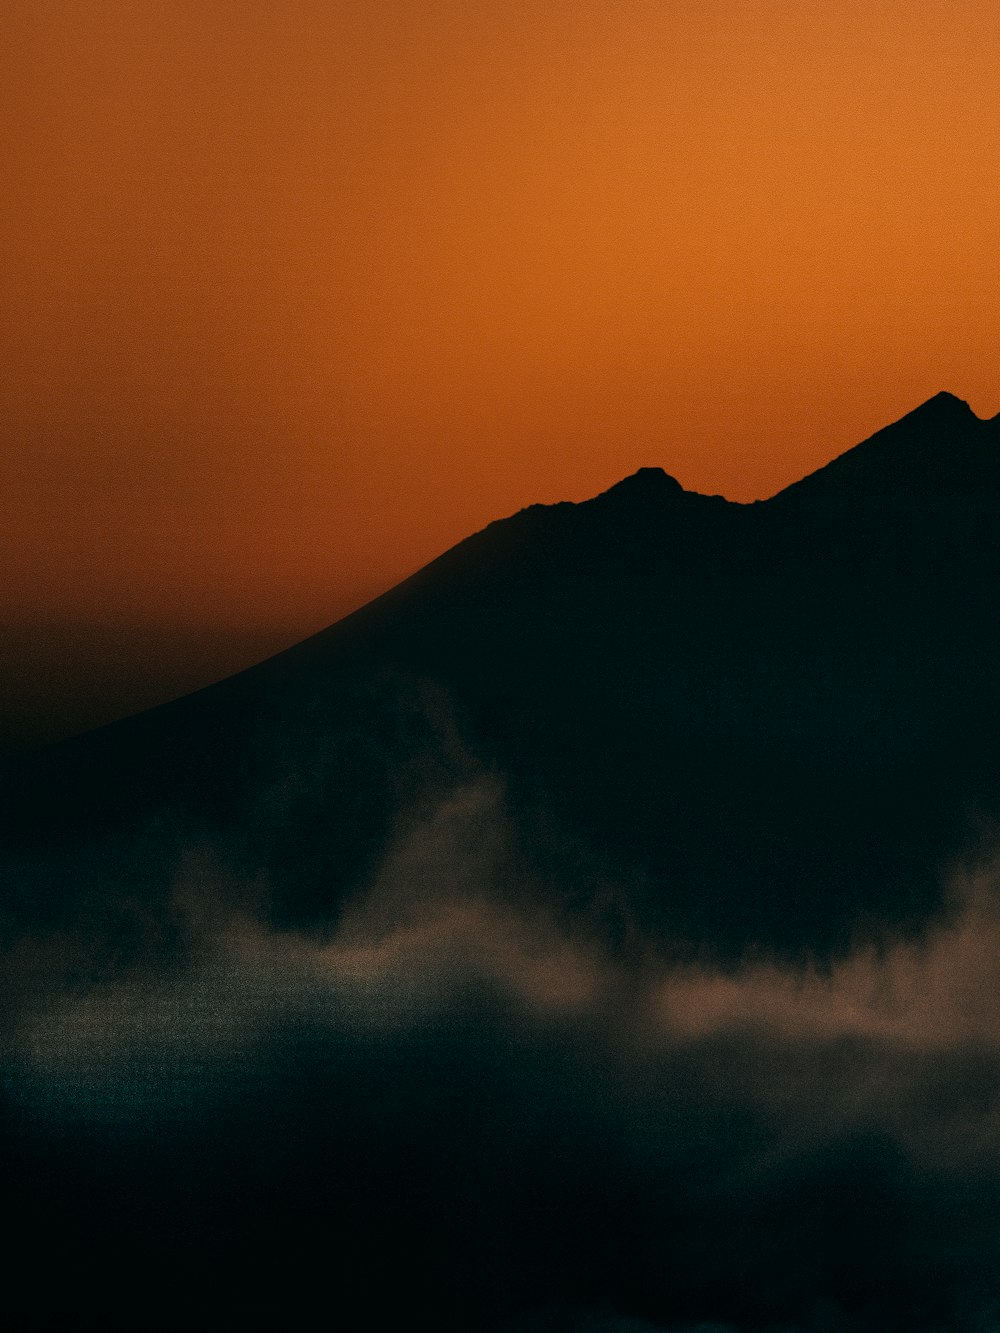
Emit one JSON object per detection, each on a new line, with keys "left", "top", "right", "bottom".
{"left": 3, "top": 0, "right": 999, "bottom": 742}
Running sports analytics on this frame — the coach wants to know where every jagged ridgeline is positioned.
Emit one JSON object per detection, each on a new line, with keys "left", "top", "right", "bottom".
{"left": 4, "top": 393, "right": 1000, "bottom": 1333}
{"left": 3, "top": 391, "right": 1000, "bottom": 957}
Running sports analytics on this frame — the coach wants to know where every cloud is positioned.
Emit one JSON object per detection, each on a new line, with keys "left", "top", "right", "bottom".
{"left": 652, "top": 872, "right": 1000, "bottom": 1050}
{"left": 3, "top": 777, "right": 1000, "bottom": 1329}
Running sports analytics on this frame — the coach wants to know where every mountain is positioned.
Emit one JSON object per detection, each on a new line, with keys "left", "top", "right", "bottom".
{"left": 5, "top": 392, "right": 1000, "bottom": 955}
{"left": 4, "top": 393, "right": 1000, "bottom": 1331}
{"left": 773, "top": 390, "right": 1000, "bottom": 504}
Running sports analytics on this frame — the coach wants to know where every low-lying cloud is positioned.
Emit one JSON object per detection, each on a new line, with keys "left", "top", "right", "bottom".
{"left": 3, "top": 776, "right": 1000, "bottom": 1330}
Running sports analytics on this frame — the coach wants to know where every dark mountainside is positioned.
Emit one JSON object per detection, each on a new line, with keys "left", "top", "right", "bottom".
{"left": 4, "top": 390, "right": 1000, "bottom": 954}
{"left": 3, "top": 391, "right": 1000, "bottom": 1331}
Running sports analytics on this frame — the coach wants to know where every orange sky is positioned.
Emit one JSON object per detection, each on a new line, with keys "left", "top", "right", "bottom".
{"left": 3, "top": 1, "right": 999, "bottom": 741}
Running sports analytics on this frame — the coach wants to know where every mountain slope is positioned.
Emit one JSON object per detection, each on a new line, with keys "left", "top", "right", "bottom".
{"left": 5, "top": 393, "right": 1000, "bottom": 1332}
{"left": 3, "top": 393, "right": 1000, "bottom": 957}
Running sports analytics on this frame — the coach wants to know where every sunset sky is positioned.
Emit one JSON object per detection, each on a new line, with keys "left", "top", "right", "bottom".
{"left": 3, "top": 0, "right": 999, "bottom": 743}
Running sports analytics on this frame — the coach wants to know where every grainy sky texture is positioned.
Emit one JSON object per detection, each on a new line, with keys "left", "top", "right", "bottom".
{"left": 3, "top": 1, "right": 999, "bottom": 737}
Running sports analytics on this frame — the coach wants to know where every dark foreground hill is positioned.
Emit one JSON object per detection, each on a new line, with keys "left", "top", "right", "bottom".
{"left": 3, "top": 391, "right": 1000, "bottom": 1330}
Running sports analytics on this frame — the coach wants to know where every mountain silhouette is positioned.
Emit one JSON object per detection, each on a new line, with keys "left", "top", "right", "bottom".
{"left": 4, "top": 392, "right": 1000, "bottom": 1331}
{"left": 773, "top": 391, "right": 1000, "bottom": 517}
{"left": 4, "top": 391, "right": 1000, "bottom": 957}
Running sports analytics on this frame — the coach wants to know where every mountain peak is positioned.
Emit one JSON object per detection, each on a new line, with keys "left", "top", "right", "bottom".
{"left": 770, "top": 390, "right": 996, "bottom": 507}
{"left": 905, "top": 390, "right": 977, "bottom": 422}
{"left": 599, "top": 466, "right": 685, "bottom": 502}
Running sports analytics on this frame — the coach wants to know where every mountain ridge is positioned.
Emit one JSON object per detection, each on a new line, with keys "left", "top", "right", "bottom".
{"left": 768, "top": 390, "right": 1000, "bottom": 508}
{"left": 7, "top": 388, "right": 987, "bottom": 768}
{"left": 4, "top": 386, "right": 1000, "bottom": 1333}
{"left": 580, "top": 390, "right": 998, "bottom": 513}
{"left": 4, "top": 387, "right": 1000, "bottom": 962}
